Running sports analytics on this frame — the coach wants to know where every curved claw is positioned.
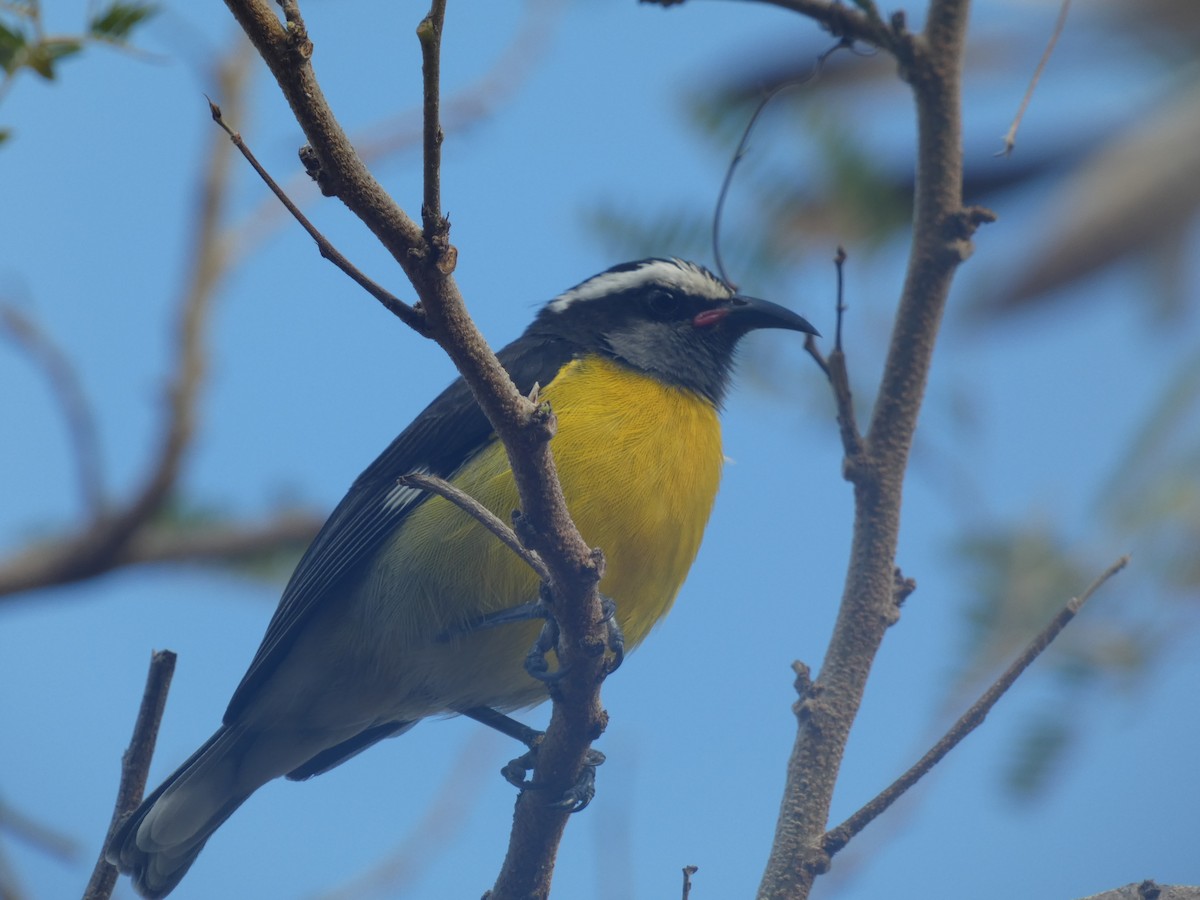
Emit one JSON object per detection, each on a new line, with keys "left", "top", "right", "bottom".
{"left": 550, "top": 763, "right": 596, "bottom": 812}
{"left": 599, "top": 594, "right": 625, "bottom": 674}
{"left": 524, "top": 614, "right": 564, "bottom": 684}
{"left": 501, "top": 746, "right": 606, "bottom": 813}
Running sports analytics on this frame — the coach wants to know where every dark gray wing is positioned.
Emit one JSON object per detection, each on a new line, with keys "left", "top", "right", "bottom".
{"left": 223, "top": 333, "right": 575, "bottom": 722}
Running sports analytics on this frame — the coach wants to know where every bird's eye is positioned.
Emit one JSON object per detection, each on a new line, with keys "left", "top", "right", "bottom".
{"left": 647, "top": 289, "right": 679, "bottom": 319}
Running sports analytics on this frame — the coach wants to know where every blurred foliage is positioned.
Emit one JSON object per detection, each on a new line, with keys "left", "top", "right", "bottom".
{"left": 591, "top": 0, "right": 1200, "bottom": 800}
{"left": 0, "top": 0, "right": 157, "bottom": 142}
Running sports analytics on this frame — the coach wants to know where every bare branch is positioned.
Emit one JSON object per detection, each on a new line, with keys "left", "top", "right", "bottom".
{"left": 803, "top": 247, "right": 863, "bottom": 461}
{"left": 219, "top": 5, "right": 609, "bottom": 897}
{"left": 759, "top": 1, "right": 992, "bottom": 896}
{"left": 223, "top": 0, "right": 563, "bottom": 269}
{"left": 417, "top": 0, "right": 447, "bottom": 230}
{"left": 822, "top": 555, "right": 1129, "bottom": 857}
{"left": 83, "top": 650, "right": 177, "bottom": 900}
{"left": 1079, "top": 882, "right": 1200, "bottom": 900}
{"left": 682, "top": 865, "right": 699, "bottom": 900}
{"left": 219, "top": 0, "right": 426, "bottom": 270}
{"left": 207, "top": 99, "right": 424, "bottom": 331}
{"left": 997, "top": 0, "right": 1071, "bottom": 157}
{"left": 397, "top": 472, "right": 549, "bottom": 581}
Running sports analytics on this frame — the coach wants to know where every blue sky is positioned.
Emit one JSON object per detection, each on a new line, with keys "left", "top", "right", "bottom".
{"left": 2, "top": 1, "right": 1198, "bottom": 898}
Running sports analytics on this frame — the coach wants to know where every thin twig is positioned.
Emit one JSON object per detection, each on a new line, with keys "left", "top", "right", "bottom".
{"left": 219, "top": 0, "right": 429, "bottom": 282}
{"left": 682, "top": 865, "right": 699, "bottom": 900}
{"left": 805, "top": 247, "right": 863, "bottom": 459}
{"left": 223, "top": 0, "right": 562, "bottom": 270}
{"left": 827, "top": 249, "right": 862, "bottom": 460}
{"left": 0, "top": 305, "right": 105, "bottom": 516}
{"left": 206, "top": 99, "right": 425, "bottom": 332}
{"left": 833, "top": 245, "right": 847, "bottom": 354}
{"left": 397, "top": 472, "right": 549, "bottom": 581}
{"left": 83, "top": 650, "right": 177, "bottom": 900}
{"left": 997, "top": 0, "right": 1071, "bottom": 157}
{"left": 711, "top": 41, "right": 845, "bottom": 288}
{"left": 418, "top": 0, "right": 447, "bottom": 230}
{"left": 822, "top": 555, "right": 1129, "bottom": 857}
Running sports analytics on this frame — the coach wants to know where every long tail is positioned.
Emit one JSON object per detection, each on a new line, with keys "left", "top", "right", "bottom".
{"left": 105, "top": 725, "right": 252, "bottom": 899}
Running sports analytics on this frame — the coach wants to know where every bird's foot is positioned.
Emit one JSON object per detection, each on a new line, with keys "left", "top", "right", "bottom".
{"left": 502, "top": 744, "right": 607, "bottom": 813}
{"left": 439, "top": 594, "right": 624, "bottom": 683}
{"left": 524, "top": 593, "right": 625, "bottom": 684}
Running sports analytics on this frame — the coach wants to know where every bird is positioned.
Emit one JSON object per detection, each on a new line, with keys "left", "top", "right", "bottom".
{"left": 106, "top": 257, "right": 817, "bottom": 898}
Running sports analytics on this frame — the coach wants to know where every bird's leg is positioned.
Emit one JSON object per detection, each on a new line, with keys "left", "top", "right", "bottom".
{"left": 598, "top": 594, "right": 625, "bottom": 674}
{"left": 439, "top": 591, "right": 625, "bottom": 681}
{"left": 459, "top": 706, "right": 605, "bottom": 813}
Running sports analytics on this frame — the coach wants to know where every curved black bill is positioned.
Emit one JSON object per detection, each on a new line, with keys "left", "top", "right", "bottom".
{"left": 727, "top": 294, "right": 820, "bottom": 337}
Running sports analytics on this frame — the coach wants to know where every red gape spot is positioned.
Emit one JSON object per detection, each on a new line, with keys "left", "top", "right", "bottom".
{"left": 693, "top": 307, "right": 729, "bottom": 328}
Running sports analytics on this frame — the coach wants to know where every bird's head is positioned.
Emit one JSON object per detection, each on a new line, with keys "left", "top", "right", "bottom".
{"left": 529, "top": 258, "right": 818, "bottom": 406}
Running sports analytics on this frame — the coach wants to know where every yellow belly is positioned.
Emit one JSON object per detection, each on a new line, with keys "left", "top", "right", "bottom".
{"left": 352, "top": 355, "right": 724, "bottom": 713}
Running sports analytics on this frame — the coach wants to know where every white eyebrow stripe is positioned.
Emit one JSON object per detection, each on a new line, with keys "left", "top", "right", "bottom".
{"left": 547, "top": 259, "right": 730, "bottom": 312}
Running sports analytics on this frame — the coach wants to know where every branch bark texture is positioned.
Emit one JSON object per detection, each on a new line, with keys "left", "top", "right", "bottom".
{"left": 219, "top": 4, "right": 609, "bottom": 897}
{"left": 758, "top": 1, "right": 993, "bottom": 897}
{"left": 83, "top": 650, "right": 176, "bottom": 900}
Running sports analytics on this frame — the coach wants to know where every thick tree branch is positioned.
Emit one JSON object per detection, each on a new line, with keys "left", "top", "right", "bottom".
{"left": 759, "top": 2, "right": 995, "bottom": 897}
{"left": 220, "top": 5, "right": 609, "bottom": 897}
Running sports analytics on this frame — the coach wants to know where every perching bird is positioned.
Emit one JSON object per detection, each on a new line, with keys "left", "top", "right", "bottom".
{"left": 107, "top": 257, "right": 817, "bottom": 898}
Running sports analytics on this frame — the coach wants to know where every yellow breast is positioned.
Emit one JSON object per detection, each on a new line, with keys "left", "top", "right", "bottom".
{"left": 536, "top": 355, "right": 724, "bottom": 643}
{"left": 359, "top": 355, "right": 724, "bottom": 711}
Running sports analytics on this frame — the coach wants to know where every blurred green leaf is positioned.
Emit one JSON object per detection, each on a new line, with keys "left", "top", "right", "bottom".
{"left": 24, "top": 39, "right": 82, "bottom": 80}
{"left": 88, "top": 2, "right": 157, "bottom": 42}
{"left": 1005, "top": 713, "right": 1073, "bottom": 800}
{"left": 0, "top": 22, "right": 26, "bottom": 74}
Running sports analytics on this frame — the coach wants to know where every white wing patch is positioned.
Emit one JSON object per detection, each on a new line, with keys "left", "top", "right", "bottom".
{"left": 383, "top": 467, "right": 431, "bottom": 513}
{"left": 547, "top": 258, "right": 730, "bottom": 313}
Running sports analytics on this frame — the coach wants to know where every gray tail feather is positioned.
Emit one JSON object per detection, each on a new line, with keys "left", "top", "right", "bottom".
{"left": 105, "top": 719, "right": 419, "bottom": 896}
{"left": 105, "top": 726, "right": 249, "bottom": 899}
